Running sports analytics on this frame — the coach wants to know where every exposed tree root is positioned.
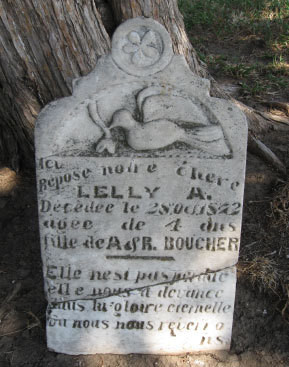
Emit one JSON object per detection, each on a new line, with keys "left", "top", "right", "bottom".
{"left": 0, "top": 282, "right": 21, "bottom": 321}
{"left": 256, "top": 111, "right": 289, "bottom": 126}
{"left": 232, "top": 99, "right": 287, "bottom": 175}
{"left": 248, "top": 135, "right": 287, "bottom": 176}
{"left": 260, "top": 101, "right": 289, "bottom": 115}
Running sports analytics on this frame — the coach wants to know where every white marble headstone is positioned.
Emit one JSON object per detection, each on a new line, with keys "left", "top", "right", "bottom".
{"left": 35, "top": 17, "right": 247, "bottom": 355}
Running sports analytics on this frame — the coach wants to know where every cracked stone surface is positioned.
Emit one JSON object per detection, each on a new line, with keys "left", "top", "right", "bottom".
{"left": 35, "top": 17, "right": 247, "bottom": 355}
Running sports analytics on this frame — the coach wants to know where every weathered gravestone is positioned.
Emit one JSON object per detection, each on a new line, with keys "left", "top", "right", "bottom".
{"left": 35, "top": 17, "right": 247, "bottom": 355}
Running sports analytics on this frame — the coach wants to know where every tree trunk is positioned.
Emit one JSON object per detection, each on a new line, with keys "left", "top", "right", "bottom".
{"left": 0, "top": 0, "right": 110, "bottom": 171}
{"left": 0, "top": 0, "right": 285, "bottom": 173}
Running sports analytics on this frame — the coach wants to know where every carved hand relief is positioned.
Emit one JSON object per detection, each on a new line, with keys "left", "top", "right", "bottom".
{"left": 88, "top": 86, "right": 231, "bottom": 158}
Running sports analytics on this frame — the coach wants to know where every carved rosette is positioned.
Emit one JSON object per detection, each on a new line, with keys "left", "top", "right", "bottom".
{"left": 111, "top": 17, "right": 173, "bottom": 76}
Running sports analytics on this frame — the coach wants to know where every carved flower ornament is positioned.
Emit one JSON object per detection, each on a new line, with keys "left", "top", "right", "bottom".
{"left": 122, "top": 30, "right": 160, "bottom": 67}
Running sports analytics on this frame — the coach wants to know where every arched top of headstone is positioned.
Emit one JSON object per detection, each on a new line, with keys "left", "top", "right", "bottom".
{"left": 111, "top": 17, "right": 173, "bottom": 76}
{"left": 35, "top": 17, "right": 247, "bottom": 161}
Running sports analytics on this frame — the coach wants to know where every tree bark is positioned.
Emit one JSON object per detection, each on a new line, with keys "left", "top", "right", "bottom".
{"left": 0, "top": 0, "right": 110, "bottom": 171}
